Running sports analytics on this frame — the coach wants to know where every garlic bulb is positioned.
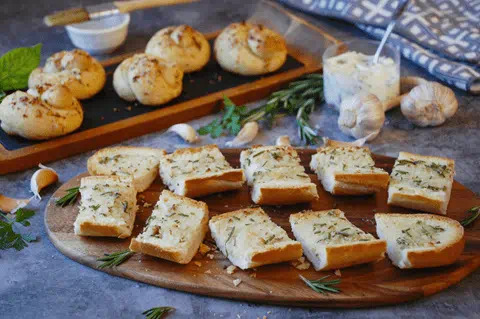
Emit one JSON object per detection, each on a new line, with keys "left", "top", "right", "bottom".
{"left": 275, "top": 135, "right": 291, "bottom": 146}
{"left": 338, "top": 93, "right": 385, "bottom": 141}
{"left": 401, "top": 82, "right": 458, "bottom": 127}
{"left": 225, "top": 122, "right": 259, "bottom": 147}
{"left": 168, "top": 123, "right": 198, "bottom": 143}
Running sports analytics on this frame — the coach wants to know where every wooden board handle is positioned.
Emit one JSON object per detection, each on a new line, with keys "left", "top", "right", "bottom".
{"left": 114, "top": 0, "right": 198, "bottom": 13}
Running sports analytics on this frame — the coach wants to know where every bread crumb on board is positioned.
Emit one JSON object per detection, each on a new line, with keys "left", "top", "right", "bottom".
{"left": 290, "top": 256, "right": 311, "bottom": 270}
{"left": 334, "top": 269, "right": 342, "bottom": 277}
{"left": 233, "top": 279, "right": 242, "bottom": 287}
{"left": 226, "top": 265, "right": 237, "bottom": 274}
{"left": 194, "top": 261, "right": 202, "bottom": 267}
{"left": 199, "top": 243, "right": 211, "bottom": 255}
{"left": 205, "top": 270, "right": 212, "bottom": 274}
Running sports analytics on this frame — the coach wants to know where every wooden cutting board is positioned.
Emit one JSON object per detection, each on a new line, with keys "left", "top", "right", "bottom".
{"left": 44, "top": 149, "right": 480, "bottom": 308}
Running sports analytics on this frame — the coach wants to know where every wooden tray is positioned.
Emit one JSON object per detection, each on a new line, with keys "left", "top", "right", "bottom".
{"left": 0, "top": 1, "right": 340, "bottom": 175}
{"left": 44, "top": 149, "right": 480, "bottom": 308}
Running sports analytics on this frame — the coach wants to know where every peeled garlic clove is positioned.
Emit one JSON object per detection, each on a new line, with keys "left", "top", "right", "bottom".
{"left": 168, "top": 123, "right": 199, "bottom": 143}
{"left": 226, "top": 122, "right": 259, "bottom": 147}
{"left": 401, "top": 82, "right": 458, "bottom": 127}
{"left": 30, "top": 164, "right": 59, "bottom": 200}
{"left": 275, "top": 135, "right": 291, "bottom": 146}
{"left": 0, "top": 194, "right": 31, "bottom": 213}
{"left": 338, "top": 93, "right": 385, "bottom": 142}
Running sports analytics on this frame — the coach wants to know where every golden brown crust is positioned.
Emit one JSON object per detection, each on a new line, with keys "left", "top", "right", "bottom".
{"left": 332, "top": 172, "right": 390, "bottom": 195}
{"left": 251, "top": 242, "right": 303, "bottom": 266}
{"left": 322, "top": 240, "right": 386, "bottom": 270}
{"left": 75, "top": 221, "right": 131, "bottom": 239}
{"left": 129, "top": 238, "right": 186, "bottom": 263}
{"left": 322, "top": 139, "right": 369, "bottom": 150}
{"left": 406, "top": 236, "right": 465, "bottom": 268}
{"left": 399, "top": 151, "right": 455, "bottom": 166}
{"left": 253, "top": 184, "right": 318, "bottom": 205}
{"left": 169, "top": 144, "right": 219, "bottom": 156}
{"left": 388, "top": 192, "right": 444, "bottom": 215}
{"left": 209, "top": 207, "right": 261, "bottom": 223}
{"left": 183, "top": 169, "right": 245, "bottom": 198}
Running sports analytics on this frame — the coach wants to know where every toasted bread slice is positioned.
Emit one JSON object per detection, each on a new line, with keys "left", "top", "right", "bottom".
{"left": 310, "top": 140, "right": 389, "bottom": 195}
{"left": 375, "top": 213, "right": 464, "bottom": 269}
{"left": 240, "top": 145, "right": 318, "bottom": 205}
{"left": 290, "top": 209, "right": 386, "bottom": 271}
{"left": 388, "top": 152, "right": 455, "bottom": 215}
{"left": 129, "top": 190, "right": 209, "bottom": 264}
{"left": 74, "top": 176, "right": 137, "bottom": 238}
{"left": 209, "top": 207, "right": 302, "bottom": 269}
{"left": 87, "top": 146, "right": 166, "bottom": 192}
{"left": 159, "top": 145, "right": 245, "bottom": 198}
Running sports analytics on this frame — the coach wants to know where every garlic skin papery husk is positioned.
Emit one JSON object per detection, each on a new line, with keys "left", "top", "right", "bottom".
{"left": 338, "top": 93, "right": 385, "bottom": 141}
{"left": 401, "top": 82, "right": 458, "bottom": 127}
{"left": 225, "top": 122, "right": 259, "bottom": 147}
{"left": 168, "top": 123, "right": 199, "bottom": 143}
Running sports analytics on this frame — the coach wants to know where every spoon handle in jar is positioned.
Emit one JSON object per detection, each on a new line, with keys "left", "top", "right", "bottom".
{"left": 372, "top": 0, "right": 410, "bottom": 64}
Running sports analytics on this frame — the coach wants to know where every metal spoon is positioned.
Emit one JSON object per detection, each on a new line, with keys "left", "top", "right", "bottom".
{"left": 372, "top": 0, "right": 410, "bottom": 64}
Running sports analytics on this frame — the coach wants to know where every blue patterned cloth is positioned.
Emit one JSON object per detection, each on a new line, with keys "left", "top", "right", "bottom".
{"left": 279, "top": 0, "right": 480, "bottom": 93}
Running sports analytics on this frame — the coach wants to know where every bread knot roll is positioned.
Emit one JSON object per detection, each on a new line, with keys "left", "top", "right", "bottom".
{"left": 0, "top": 84, "right": 83, "bottom": 140}
{"left": 28, "top": 49, "right": 106, "bottom": 100}
{"left": 146, "top": 25, "right": 210, "bottom": 73}
{"left": 113, "top": 54, "right": 183, "bottom": 106}
{"left": 214, "top": 22, "right": 287, "bottom": 76}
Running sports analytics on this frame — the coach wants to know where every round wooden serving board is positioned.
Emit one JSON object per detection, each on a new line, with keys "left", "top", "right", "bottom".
{"left": 44, "top": 149, "right": 480, "bottom": 308}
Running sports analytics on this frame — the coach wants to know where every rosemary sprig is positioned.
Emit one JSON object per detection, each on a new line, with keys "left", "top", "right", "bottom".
{"left": 461, "top": 206, "right": 480, "bottom": 227}
{"left": 142, "top": 306, "right": 174, "bottom": 319}
{"left": 97, "top": 249, "right": 134, "bottom": 269}
{"left": 299, "top": 275, "right": 341, "bottom": 295}
{"left": 55, "top": 187, "right": 80, "bottom": 207}
{"left": 198, "top": 74, "right": 324, "bottom": 145}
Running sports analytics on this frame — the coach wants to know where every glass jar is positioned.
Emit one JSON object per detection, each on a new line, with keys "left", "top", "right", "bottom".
{"left": 323, "top": 39, "right": 400, "bottom": 111}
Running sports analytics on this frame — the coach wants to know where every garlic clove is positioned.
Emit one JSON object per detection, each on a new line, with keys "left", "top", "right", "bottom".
{"left": 225, "top": 122, "right": 259, "bottom": 147}
{"left": 275, "top": 135, "right": 291, "bottom": 146}
{"left": 30, "top": 164, "right": 59, "bottom": 200}
{"left": 0, "top": 194, "right": 31, "bottom": 213}
{"left": 168, "top": 123, "right": 199, "bottom": 143}
{"left": 338, "top": 93, "right": 384, "bottom": 142}
{"left": 401, "top": 82, "right": 458, "bottom": 127}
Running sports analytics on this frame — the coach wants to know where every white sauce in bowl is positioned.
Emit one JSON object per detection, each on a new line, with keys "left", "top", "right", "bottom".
{"left": 324, "top": 51, "right": 400, "bottom": 110}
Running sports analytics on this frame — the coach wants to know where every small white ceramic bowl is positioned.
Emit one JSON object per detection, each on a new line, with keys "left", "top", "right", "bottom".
{"left": 65, "top": 13, "right": 130, "bottom": 55}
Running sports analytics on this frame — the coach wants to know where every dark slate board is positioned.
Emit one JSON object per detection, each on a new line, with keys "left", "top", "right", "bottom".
{"left": 0, "top": 50, "right": 303, "bottom": 151}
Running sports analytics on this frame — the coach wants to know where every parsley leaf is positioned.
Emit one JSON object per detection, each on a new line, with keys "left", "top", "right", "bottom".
{"left": 198, "top": 96, "right": 248, "bottom": 138}
{"left": 0, "top": 44, "right": 42, "bottom": 91}
{"left": 0, "top": 208, "right": 37, "bottom": 251}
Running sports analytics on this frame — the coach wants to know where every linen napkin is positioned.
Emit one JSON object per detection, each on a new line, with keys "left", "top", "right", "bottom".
{"left": 279, "top": 0, "right": 480, "bottom": 93}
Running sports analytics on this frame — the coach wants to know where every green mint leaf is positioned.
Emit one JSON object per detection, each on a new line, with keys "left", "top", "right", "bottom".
{"left": 0, "top": 44, "right": 42, "bottom": 91}
{"left": 15, "top": 208, "right": 35, "bottom": 224}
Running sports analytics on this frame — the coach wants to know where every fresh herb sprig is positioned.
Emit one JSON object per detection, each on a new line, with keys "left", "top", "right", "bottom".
{"left": 198, "top": 74, "right": 324, "bottom": 145}
{"left": 0, "top": 44, "right": 42, "bottom": 101}
{"left": 299, "top": 275, "right": 341, "bottom": 295}
{"left": 97, "top": 249, "right": 134, "bottom": 269}
{"left": 461, "top": 206, "right": 480, "bottom": 227}
{"left": 0, "top": 208, "right": 37, "bottom": 251}
{"left": 55, "top": 187, "right": 80, "bottom": 207}
{"left": 142, "top": 306, "right": 175, "bottom": 319}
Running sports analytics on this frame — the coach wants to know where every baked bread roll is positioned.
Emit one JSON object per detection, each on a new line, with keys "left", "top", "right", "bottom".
{"left": 28, "top": 49, "right": 106, "bottom": 100}
{"left": 146, "top": 25, "right": 211, "bottom": 73}
{"left": 214, "top": 22, "right": 287, "bottom": 76}
{"left": 113, "top": 54, "right": 183, "bottom": 106}
{"left": 0, "top": 84, "right": 83, "bottom": 140}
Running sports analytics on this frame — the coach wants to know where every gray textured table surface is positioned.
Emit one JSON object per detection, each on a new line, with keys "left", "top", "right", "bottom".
{"left": 0, "top": 1, "right": 479, "bottom": 318}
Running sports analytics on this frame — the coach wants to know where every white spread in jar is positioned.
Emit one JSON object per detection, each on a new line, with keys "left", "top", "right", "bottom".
{"left": 324, "top": 51, "right": 400, "bottom": 110}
